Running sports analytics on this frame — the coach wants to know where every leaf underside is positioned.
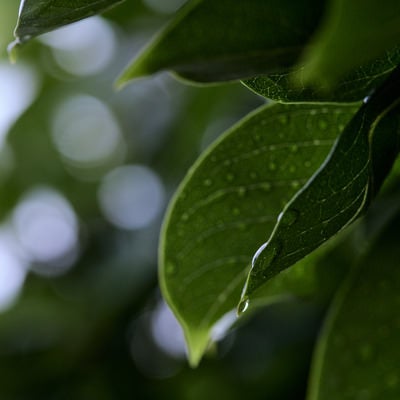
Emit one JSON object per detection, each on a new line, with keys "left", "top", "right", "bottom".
{"left": 117, "top": 0, "right": 325, "bottom": 87}
{"left": 242, "top": 66, "right": 400, "bottom": 303}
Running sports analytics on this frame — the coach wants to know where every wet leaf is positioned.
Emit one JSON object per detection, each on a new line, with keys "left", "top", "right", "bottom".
{"left": 244, "top": 47, "right": 400, "bottom": 103}
{"left": 241, "top": 66, "right": 400, "bottom": 305}
{"left": 300, "top": 0, "right": 400, "bottom": 87}
{"left": 308, "top": 206, "right": 400, "bottom": 400}
{"left": 159, "top": 102, "right": 357, "bottom": 366}
{"left": 117, "top": 0, "right": 325, "bottom": 87}
{"left": 12, "top": 0, "right": 124, "bottom": 45}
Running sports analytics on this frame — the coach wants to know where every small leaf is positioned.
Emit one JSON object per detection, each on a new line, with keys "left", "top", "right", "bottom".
{"left": 117, "top": 0, "right": 325, "bottom": 87}
{"left": 12, "top": 0, "right": 124, "bottom": 45}
{"left": 307, "top": 203, "right": 400, "bottom": 400}
{"left": 300, "top": 0, "right": 400, "bottom": 87}
{"left": 243, "top": 47, "right": 400, "bottom": 103}
{"left": 160, "top": 102, "right": 357, "bottom": 366}
{"left": 241, "top": 66, "right": 400, "bottom": 303}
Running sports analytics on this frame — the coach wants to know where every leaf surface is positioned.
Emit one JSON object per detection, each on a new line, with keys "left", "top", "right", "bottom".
{"left": 12, "top": 0, "right": 124, "bottom": 44}
{"left": 308, "top": 205, "right": 400, "bottom": 400}
{"left": 117, "top": 0, "right": 325, "bottom": 87}
{"left": 300, "top": 0, "right": 400, "bottom": 86}
{"left": 160, "top": 102, "right": 357, "bottom": 366}
{"left": 244, "top": 47, "right": 400, "bottom": 103}
{"left": 241, "top": 66, "right": 400, "bottom": 305}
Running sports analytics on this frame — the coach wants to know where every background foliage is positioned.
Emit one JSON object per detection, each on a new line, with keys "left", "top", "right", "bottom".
{"left": 1, "top": 0, "right": 400, "bottom": 399}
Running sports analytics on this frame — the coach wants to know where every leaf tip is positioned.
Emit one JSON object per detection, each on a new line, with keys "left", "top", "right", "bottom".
{"left": 184, "top": 328, "right": 210, "bottom": 368}
{"left": 7, "top": 40, "right": 21, "bottom": 64}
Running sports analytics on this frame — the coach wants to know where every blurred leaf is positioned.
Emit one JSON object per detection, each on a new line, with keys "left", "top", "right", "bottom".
{"left": 300, "top": 0, "right": 400, "bottom": 87}
{"left": 241, "top": 66, "right": 400, "bottom": 304}
{"left": 243, "top": 47, "right": 400, "bottom": 103}
{"left": 117, "top": 0, "right": 326, "bottom": 87}
{"left": 307, "top": 207, "right": 400, "bottom": 400}
{"left": 12, "top": 0, "right": 124, "bottom": 44}
{"left": 160, "top": 102, "right": 357, "bottom": 366}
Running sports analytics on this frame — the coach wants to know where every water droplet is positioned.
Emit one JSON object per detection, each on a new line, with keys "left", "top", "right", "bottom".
{"left": 313, "top": 139, "right": 321, "bottom": 146}
{"left": 289, "top": 165, "right": 296, "bottom": 173}
{"left": 232, "top": 207, "right": 240, "bottom": 216}
{"left": 278, "top": 209, "right": 299, "bottom": 227}
{"left": 237, "top": 296, "right": 249, "bottom": 315}
{"left": 252, "top": 240, "right": 282, "bottom": 279}
{"left": 363, "top": 95, "right": 371, "bottom": 104}
{"left": 261, "top": 182, "right": 272, "bottom": 191}
{"left": 304, "top": 160, "right": 312, "bottom": 168}
{"left": 358, "top": 343, "right": 373, "bottom": 361}
{"left": 278, "top": 115, "right": 288, "bottom": 124}
{"left": 290, "top": 144, "right": 298, "bottom": 153}
{"left": 291, "top": 181, "right": 301, "bottom": 189}
{"left": 237, "top": 187, "right": 246, "bottom": 197}
{"left": 269, "top": 162, "right": 277, "bottom": 171}
{"left": 165, "top": 262, "right": 177, "bottom": 276}
{"left": 386, "top": 373, "right": 399, "bottom": 388}
{"left": 223, "top": 159, "right": 231, "bottom": 167}
{"left": 204, "top": 179, "right": 212, "bottom": 187}
{"left": 250, "top": 172, "right": 258, "bottom": 180}
{"left": 318, "top": 119, "right": 328, "bottom": 130}
{"left": 181, "top": 213, "right": 189, "bottom": 221}
{"left": 226, "top": 173, "right": 234, "bottom": 182}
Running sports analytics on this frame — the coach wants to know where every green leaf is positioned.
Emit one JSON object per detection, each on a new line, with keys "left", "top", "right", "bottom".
{"left": 160, "top": 102, "right": 357, "bottom": 366}
{"left": 300, "top": 0, "right": 400, "bottom": 87}
{"left": 12, "top": 0, "right": 124, "bottom": 45}
{"left": 241, "top": 66, "right": 400, "bottom": 306}
{"left": 307, "top": 204, "right": 400, "bottom": 400}
{"left": 243, "top": 47, "right": 400, "bottom": 103}
{"left": 117, "top": 0, "right": 325, "bottom": 87}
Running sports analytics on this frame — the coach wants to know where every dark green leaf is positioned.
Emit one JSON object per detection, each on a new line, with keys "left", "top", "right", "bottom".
{"left": 241, "top": 66, "right": 400, "bottom": 306}
{"left": 12, "top": 0, "right": 124, "bottom": 45}
{"left": 160, "top": 102, "right": 357, "bottom": 366}
{"left": 300, "top": 0, "right": 400, "bottom": 87}
{"left": 117, "top": 0, "right": 325, "bottom": 87}
{"left": 243, "top": 47, "right": 400, "bottom": 103}
{"left": 307, "top": 205, "right": 400, "bottom": 400}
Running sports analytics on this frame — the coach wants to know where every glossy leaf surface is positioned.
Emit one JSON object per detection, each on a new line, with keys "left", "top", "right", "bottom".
{"left": 242, "top": 67, "right": 400, "bottom": 304}
{"left": 160, "top": 102, "right": 357, "bottom": 366}
{"left": 244, "top": 47, "right": 400, "bottom": 103}
{"left": 13, "top": 0, "right": 124, "bottom": 44}
{"left": 300, "top": 0, "right": 400, "bottom": 86}
{"left": 308, "top": 208, "right": 400, "bottom": 400}
{"left": 117, "top": 0, "right": 325, "bottom": 87}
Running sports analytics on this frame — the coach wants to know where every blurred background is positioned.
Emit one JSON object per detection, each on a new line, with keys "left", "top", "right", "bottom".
{"left": 0, "top": 1, "right": 325, "bottom": 398}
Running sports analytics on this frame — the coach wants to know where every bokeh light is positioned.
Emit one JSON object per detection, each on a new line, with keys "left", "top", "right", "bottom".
{"left": 98, "top": 165, "right": 165, "bottom": 230}
{"left": 0, "top": 62, "right": 39, "bottom": 146}
{"left": 0, "top": 225, "right": 28, "bottom": 312}
{"left": 51, "top": 94, "right": 125, "bottom": 175}
{"left": 11, "top": 187, "right": 79, "bottom": 275}
{"left": 40, "top": 16, "right": 117, "bottom": 76}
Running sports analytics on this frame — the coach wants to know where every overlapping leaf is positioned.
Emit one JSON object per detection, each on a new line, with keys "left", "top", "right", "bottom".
{"left": 241, "top": 66, "right": 400, "bottom": 305}
{"left": 243, "top": 47, "right": 400, "bottom": 103}
{"left": 117, "top": 0, "right": 326, "bottom": 87}
{"left": 308, "top": 202, "right": 400, "bottom": 400}
{"left": 13, "top": 0, "right": 124, "bottom": 44}
{"left": 160, "top": 102, "right": 357, "bottom": 366}
{"left": 300, "top": 0, "right": 400, "bottom": 87}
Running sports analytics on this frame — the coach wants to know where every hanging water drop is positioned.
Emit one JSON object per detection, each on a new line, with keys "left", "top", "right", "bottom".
{"left": 237, "top": 296, "right": 249, "bottom": 316}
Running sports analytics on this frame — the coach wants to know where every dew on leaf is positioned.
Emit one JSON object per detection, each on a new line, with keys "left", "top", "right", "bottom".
{"left": 165, "top": 262, "right": 178, "bottom": 277}
{"left": 278, "top": 209, "right": 299, "bottom": 227}
{"left": 203, "top": 178, "right": 212, "bottom": 187}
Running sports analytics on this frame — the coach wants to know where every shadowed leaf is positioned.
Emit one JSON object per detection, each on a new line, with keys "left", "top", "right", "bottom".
{"left": 159, "top": 102, "right": 357, "bottom": 366}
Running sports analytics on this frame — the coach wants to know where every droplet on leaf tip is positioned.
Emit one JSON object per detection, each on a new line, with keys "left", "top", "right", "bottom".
{"left": 237, "top": 297, "right": 249, "bottom": 316}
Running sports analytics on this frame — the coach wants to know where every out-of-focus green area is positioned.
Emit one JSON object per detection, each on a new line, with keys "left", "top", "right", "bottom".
{"left": 0, "top": 1, "right": 325, "bottom": 398}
